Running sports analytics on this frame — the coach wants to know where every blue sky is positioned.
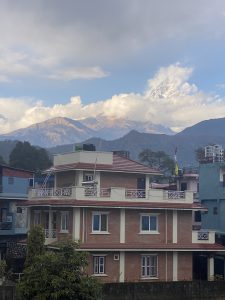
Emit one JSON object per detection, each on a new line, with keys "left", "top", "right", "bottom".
{"left": 1, "top": 0, "right": 225, "bottom": 133}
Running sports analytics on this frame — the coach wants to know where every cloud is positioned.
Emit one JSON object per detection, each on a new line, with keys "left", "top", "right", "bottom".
{"left": 1, "top": 64, "right": 225, "bottom": 134}
{"left": 0, "top": 0, "right": 225, "bottom": 82}
{"left": 48, "top": 66, "right": 109, "bottom": 81}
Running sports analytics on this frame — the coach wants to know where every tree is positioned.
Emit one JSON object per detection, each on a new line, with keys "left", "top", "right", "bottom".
{"left": 18, "top": 239, "right": 102, "bottom": 300}
{"left": 9, "top": 141, "right": 52, "bottom": 172}
{"left": 195, "top": 147, "right": 205, "bottom": 162}
{"left": 25, "top": 225, "right": 45, "bottom": 267}
{"left": 139, "top": 148, "right": 175, "bottom": 175}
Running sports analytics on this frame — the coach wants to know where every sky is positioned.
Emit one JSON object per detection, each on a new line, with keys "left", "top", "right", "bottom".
{"left": 1, "top": 0, "right": 225, "bottom": 133}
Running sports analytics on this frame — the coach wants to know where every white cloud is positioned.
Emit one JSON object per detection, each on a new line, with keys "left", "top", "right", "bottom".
{"left": 0, "top": 1, "right": 225, "bottom": 82}
{"left": 1, "top": 64, "right": 225, "bottom": 134}
{"left": 48, "top": 66, "right": 109, "bottom": 81}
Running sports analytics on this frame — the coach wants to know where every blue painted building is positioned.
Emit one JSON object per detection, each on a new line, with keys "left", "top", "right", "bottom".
{"left": 199, "top": 161, "right": 225, "bottom": 279}
{"left": 0, "top": 165, "right": 33, "bottom": 260}
{"left": 199, "top": 162, "right": 225, "bottom": 234}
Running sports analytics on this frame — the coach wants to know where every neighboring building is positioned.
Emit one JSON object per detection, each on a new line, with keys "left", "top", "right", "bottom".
{"left": 22, "top": 150, "right": 225, "bottom": 282}
{"left": 204, "top": 144, "right": 224, "bottom": 163}
{"left": 0, "top": 165, "right": 34, "bottom": 260}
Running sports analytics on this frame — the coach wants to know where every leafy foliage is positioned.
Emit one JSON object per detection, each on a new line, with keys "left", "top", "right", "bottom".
{"left": 139, "top": 148, "right": 175, "bottom": 174}
{"left": 195, "top": 147, "right": 205, "bottom": 162}
{"left": 25, "top": 225, "right": 45, "bottom": 267}
{"left": 9, "top": 141, "right": 52, "bottom": 172}
{"left": 18, "top": 239, "right": 102, "bottom": 300}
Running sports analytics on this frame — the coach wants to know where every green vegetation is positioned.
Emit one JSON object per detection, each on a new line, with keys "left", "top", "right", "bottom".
{"left": 139, "top": 148, "right": 175, "bottom": 175}
{"left": 18, "top": 226, "right": 102, "bottom": 300}
{"left": 9, "top": 141, "right": 52, "bottom": 172}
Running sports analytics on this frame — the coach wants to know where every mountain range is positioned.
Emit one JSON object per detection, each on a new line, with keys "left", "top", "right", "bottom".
{"left": 0, "top": 116, "right": 173, "bottom": 148}
{"left": 1, "top": 116, "right": 225, "bottom": 166}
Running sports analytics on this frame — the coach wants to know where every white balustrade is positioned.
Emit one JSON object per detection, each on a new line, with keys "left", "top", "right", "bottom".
{"left": 125, "top": 189, "right": 146, "bottom": 199}
{"left": 164, "top": 190, "right": 185, "bottom": 199}
{"left": 44, "top": 229, "right": 56, "bottom": 239}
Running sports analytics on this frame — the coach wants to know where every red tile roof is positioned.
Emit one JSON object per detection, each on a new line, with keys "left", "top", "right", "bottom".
{"left": 47, "top": 154, "right": 161, "bottom": 175}
{"left": 18, "top": 199, "right": 206, "bottom": 210}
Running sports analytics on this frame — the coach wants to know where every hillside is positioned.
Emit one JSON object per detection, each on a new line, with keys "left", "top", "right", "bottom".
{"left": 0, "top": 116, "right": 173, "bottom": 148}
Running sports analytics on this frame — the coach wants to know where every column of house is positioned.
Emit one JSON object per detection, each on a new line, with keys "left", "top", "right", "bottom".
{"left": 119, "top": 208, "right": 125, "bottom": 283}
{"left": 172, "top": 210, "right": 178, "bottom": 281}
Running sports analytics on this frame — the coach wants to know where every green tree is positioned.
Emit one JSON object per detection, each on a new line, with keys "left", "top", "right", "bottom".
{"left": 25, "top": 225, "right": 45, "bottom": 267}
{"left": 195, "top": 147, "right": 205, "bottom": 162}
{"left": 139, "top": 148, "right": 175, "bottom": 174}
{"left": 9, "top": 141, "right": 52, "bottom": 172}
{"left": 18, "top": 240, "right": 102, "bottom": 300}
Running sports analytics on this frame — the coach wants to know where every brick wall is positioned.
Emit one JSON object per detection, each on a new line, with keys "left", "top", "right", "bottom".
{"left": 101, "top": 172, "right": 144, "bottom": 189}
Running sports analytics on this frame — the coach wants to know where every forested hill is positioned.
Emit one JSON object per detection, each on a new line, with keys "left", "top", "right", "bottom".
{"left": 2, "top": 128, "right": 225, "bottom": 167}
{"left": 48, "top": 130, "right": 225, "bottom": 167}
{"left": 0, "top": 140, "right": 18, "bottom": 162}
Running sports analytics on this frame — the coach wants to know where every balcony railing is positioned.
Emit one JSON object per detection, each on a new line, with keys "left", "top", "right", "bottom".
{"left": 125, "top": 189, "right": 146, "bottom": 198}
{"left": 44, "top": 229, "right": 56, "bottom": 239}
{"left": 34, "top": 187, "right": 72, "bottom": 198}
{"left": 164, "top": 190, "right": 185, "bottom": 199}
{"left": 30, "top": 187, "right": 193, "bottom": 203}
{"left": 192, "top": 230, "right": 215, "bottom": 244}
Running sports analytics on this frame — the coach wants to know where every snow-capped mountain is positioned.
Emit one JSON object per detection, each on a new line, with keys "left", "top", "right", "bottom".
{"left": 0, "top": 116, "right": 174, "bottom": 147}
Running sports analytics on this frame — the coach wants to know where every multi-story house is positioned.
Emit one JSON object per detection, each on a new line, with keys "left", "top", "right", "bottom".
{"left": 24, "top": 150, "right": 225, "bottom": 282}
{"left": 0, "top": 164, "right": 34, "bottom": 260}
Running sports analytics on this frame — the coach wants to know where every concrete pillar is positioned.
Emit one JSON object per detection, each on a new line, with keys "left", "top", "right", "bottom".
{"left": 173, "top": 252, "right": 178, "bottom": 281}
{"left": 48, "top": 208, "right": 52, "bottom": 237}
{"left": 119, "top": 252, "right": 125, "bottom": 282}
{"left": 208, "top": 256, "right": 214, "bottom": 281}
{"left": 145, "top": 174, "right": 150, "bottom": 196}
{"left": 173, "top": 210, "right": 178, "bottom": 243}
{"left": 73, "top": 207, "right": 81, "bottom": 241}
{"left": 27, "top": 207, "right": 31, "bottom": 230}
{"left": 120, "top": 209, "right": 125, "bottom": 243}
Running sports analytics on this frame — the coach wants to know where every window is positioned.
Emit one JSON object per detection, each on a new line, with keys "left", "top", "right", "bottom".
{"left": 92, "top": 212, "right": 108, "bottom": 232}
{"left": 61, "top": 211, "right": 69, "bottom": 232}
{"left": 84, "top": 172, "right": 94, "bottom": 182}
{"left": 140, "top": 214, "right": 158, "bottom": 233}
{"left": 141, "top": 255, "right": 158, "bottom": 278}
{"left": 93, "top": 256, "right": 105, "bottom": 274}
{"left": 194, "top": 211, "right": 201, "bottom": 222}
{"left": 34, "top": 211, "right": 41, "bottom": 226}
{"left": 8, "top": 177, "right": 14, "bottom": 185}
{"left": 213, "top": 207, "right": 218, "bottom": 215}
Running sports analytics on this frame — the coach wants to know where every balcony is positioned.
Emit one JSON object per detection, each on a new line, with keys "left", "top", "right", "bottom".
{"left": 29, "top": 186, "right": 194, "bottom": 204}
{"left": 192, "top": 230, "right": 215, "bottom": 244}
{"left": 44, "top": 229, "right": 57, "bottom": 245}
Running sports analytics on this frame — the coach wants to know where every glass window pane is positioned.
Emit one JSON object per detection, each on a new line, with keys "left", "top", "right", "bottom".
{"left": 142, "top": 216, "right": 149, "bottom": 230}
{"left": 93, "top": 215, "right": 100, "bottom": 231}
{"left": 150, "top": 216, "right": 157, "bottom": 231}
{"left": 101, "top": 214, "right": 107, "bottom": 231}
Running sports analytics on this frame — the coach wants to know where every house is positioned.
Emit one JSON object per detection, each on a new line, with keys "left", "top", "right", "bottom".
{"left": 0, "top": 165, "right": 34, "bottom": 261}
{"left": 22, "top": 150, "right": 225, "bottom": 282}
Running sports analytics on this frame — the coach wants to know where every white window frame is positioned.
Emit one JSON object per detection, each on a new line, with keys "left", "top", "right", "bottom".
{"left": 140, "top": 214, "right": 158, "bottom": 234}
{"left": 93, "top": 255, "right": 106, "bottom": 275}
{"left": 60, "top": 211, "right": 69, "bottom": 233}
{"left": 84, "top": 172, "right": 94, "bottom": 182}
{"left": 92, "top": 212, "right": 109, "bottom": 233}
{"left": 141, "top": 254, "right": 158, "bottom": 278}
{"left": 34, "top": 210, "right": 41, "bottom": 226}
